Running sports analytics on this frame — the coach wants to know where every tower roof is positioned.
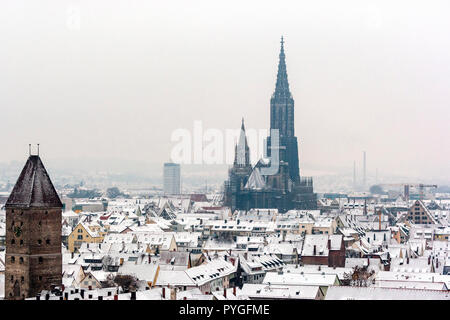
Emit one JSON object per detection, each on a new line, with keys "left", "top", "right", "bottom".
{"left": 234, "top": 118, "right": 250, "bottom": 167}
{"left": 5, "top": 155, "right": 63, "bottom": 208}
{"left": 273, "top": 36, "right": 292, "bottom": 99}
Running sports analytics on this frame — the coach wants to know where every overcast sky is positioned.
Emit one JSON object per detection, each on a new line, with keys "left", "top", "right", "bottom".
{"left": 1, "top": 0, "right": 449, "bottom": 182}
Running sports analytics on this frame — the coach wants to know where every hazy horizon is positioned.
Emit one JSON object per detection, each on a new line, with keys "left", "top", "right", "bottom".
{"left": 1, "top": 1, "right": 449, "bottom": 184}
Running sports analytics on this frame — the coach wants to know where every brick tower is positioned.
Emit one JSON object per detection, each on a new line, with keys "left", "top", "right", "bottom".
{"left": 4, "top": 153, "right": 63, "bottom": 300}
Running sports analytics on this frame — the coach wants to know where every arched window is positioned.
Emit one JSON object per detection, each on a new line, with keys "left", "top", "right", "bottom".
{"left": 11, "top": 256, "right": 15, "bottom": 263}
{"left": 46, "top": 239, "right": 50, "bottom": 245}
{"left": 19, "top": 257, "right": 24, "bottom": 264}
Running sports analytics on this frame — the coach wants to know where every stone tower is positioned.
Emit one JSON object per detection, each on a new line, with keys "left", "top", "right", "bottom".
{"left": 267, "top": 36, "right": 300, "bottom": 183}
{"left": 4, "top": 154, "right": 63, "bottom": 300}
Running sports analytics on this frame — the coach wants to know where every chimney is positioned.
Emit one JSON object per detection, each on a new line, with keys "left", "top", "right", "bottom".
{"left": 148, "top": 254, "right": 151, "bottom": 264}
{"left": 183, "top": 297, "right": 187, "bottom": 300}
{"left": 64, "top": 292, "right": 69, "bottom": 300}
{"left": 45, "top": 293, "right": 50, "bottom": 300}
{"left": 114, "top": 294, "right": 118, "bottom": 300}
{"left": 313, "top": 245, "right": 317, "bottom": 255}
{"left": 406, "top": 257, "right": 409, "bottom": 264}
{"left": 36, "top": 294, "right": 41, "bottom": 301}
{"left": 367, "top": 257, "right": 370, "bottom": 266}
{"left": 71, "top": 252, "right": 74, "bottom": 259}
{"left": 428, "top": 256, "right": 431, "bottom": 265}
{"left": 61, "top": 284, "right": 65, "bottom": 292}
{"left": 224, "top": 255, "right": 227, "bottom": 261}
{"left": 80, "top": 289, "right": 85, "bottom": 299}
{"left": 88, "top": 285, "right": 92, "bottom": 290}
{"left": 170, "top": 288, "right": 177, "bottom": 300}
{"left": 327, "top": 239, "right": 331, "bottom": 249}
{"left": 162, "top": 287, "right": 166, "bottom": 299}
{"left": 130, "top": 291, "right": 136, "bottom": 300}
{"left": 233, "top": 287, "right": 237, "bottom": 296}
{"left": 223, "top": 288, "right": 227, "bottom": 298}
{"left": 59, "top": 296, "right": 63, "bottom": 300}
{"left": 98, "top": 296, "right": 103, "bottom": 300}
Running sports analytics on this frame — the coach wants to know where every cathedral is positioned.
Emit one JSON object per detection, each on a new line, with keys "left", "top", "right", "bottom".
{"left": 224, "top": 37, "right": 317, "bottom": 212}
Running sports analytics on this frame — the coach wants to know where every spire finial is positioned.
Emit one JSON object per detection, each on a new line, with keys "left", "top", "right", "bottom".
{"left": 37, "top": 143, "right": 40, "bottom": 156}
{"left": 29, "top": 144, "right": 31, "bottom": 156}
{"left": 281, "top": 35, "right": 284, "bottom": 47}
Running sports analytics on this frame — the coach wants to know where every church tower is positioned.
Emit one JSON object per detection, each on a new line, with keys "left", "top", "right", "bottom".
{"left": 4, "top": 152, "right": 63, "bottom": 300}
{"left": 267, "top": 36, "right": 300, "bottom": 183}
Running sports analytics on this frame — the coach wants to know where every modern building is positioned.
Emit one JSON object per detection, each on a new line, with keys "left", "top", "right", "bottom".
{"left": 224, "top": 37, "right": 317, "bottom": 212}
{"left": 163, "top": 163, "right": 181, "bottom": 195}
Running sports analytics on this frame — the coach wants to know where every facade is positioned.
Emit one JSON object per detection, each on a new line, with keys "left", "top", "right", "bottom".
{"left": 68, "top": 222, "right": 104, "bottom": 253}
{"left": 407, "top": 200, "right": 437, "bottom": 225}
{"left": 4, "top": 155, "right": 63, "bottom": 300}
{"left": 224, "top": 38, "right": 317, "bottom": 212}
{"left": 163, "top": 163, "right": 181, "bottom": 195}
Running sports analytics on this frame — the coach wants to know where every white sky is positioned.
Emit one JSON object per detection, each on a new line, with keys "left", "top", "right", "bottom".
{"left": 1, "top": 0, "right": 449, "bottom": 182}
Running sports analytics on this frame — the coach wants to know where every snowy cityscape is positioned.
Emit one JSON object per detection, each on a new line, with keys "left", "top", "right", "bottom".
{"left": 1, "top": 1, "right": 450, "bottom": 308}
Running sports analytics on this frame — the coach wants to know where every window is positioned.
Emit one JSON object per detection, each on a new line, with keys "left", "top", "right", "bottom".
{"left": 77, "top": 235, "right": 83, "bottom": 240}
{"left": 38, "top": 239, "right": 42, "bottom": 245}
{"left": 46, "top": 239, "right": 50, "bottom": 245}
{"left": 38, "top": 276, "right": 43, "bottom": 281}
{"left": 21, "top": 276, "right": 24, "bottom": 283}
{"left": 78, "top": 229, "right": 83, "bottom": 233}
{"left": 38, "top": 257, "right": 43, "bottom": 264}
{"left": 20, "top": 240, "right": 23, "bottom": 245}
{"left": 11, "top": 239, "right": 15, "bottom": 245}
{"left": 19, "top": 257, "right": 24, "bottom": 264}
{"left": 11, "top": 256, "right": 15, "bottom": 263}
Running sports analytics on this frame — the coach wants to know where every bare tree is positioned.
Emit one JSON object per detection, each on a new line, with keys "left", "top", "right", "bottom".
{"left": 342, "top": 265, "right": 375, "bottom": 287}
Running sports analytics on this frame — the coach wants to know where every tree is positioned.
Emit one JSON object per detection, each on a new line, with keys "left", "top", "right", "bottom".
{"left": 106, "top": 187, "right": 122, "bottom": 199}
{"left": 369, "top": 185, "right": 384, "bottom": 195}
{"left": 67, "top": 188, "right": 102, "bottom": 198}
{"left": 113, "top": 274, "right": 138, "bottom": 292}
{"left": 342, "top": 265, "right": 375, "bottom": 287}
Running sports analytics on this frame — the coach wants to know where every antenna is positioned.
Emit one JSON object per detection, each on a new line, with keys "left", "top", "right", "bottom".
{"left": 29, "top": 144, "right": 31, "bottom": 156}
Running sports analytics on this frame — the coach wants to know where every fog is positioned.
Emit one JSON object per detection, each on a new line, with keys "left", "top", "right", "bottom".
{"left": 1, "top": 0, "right": 449, "bottom": 184}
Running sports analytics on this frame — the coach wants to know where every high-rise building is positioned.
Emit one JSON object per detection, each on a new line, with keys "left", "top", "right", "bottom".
{"left": 163, "top": 162, "right": 181, "bottom": 195}
{"left": 224, "top": 37, "right": 316, "bottom": 212}
{"left": 5, "top": 154, "right": 63, "bottom": 300}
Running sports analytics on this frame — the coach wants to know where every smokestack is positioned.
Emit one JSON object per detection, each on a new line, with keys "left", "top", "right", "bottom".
{"left": 162, "top": 287, "right": 166, "bottom": 299}
{"left": 363, "top": 151, "right": 366, "bottom": 190}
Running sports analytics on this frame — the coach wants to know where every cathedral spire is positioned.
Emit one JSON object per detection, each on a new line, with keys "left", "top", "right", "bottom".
{"left": 234, "top": 118, "right": 250, "bottom": 167}
{"left": 273, "top": 35, "right": 291, "bottom": 99}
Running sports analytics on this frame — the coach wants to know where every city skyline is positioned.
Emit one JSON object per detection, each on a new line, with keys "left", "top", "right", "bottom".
{"left": 1, "top": 1, "right": 449, "bottom": 184}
